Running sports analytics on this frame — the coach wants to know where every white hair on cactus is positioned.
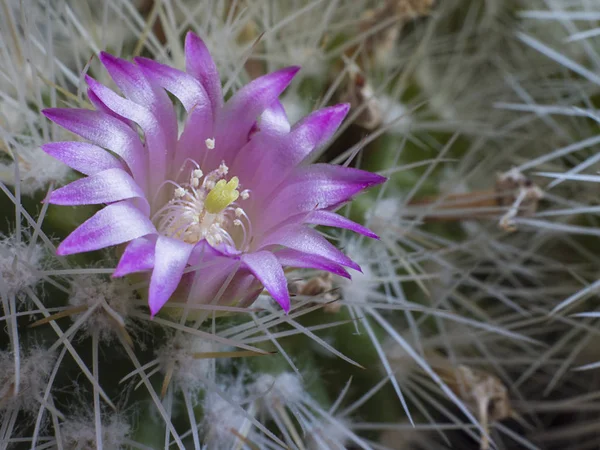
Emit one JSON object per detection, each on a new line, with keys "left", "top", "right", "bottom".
{"left": 0, "top": 347, "right": 54, "bottom": 414}
{"left": 155, "top": 333, "right": 212, "bottom": 393}
{"left": 202, "top": 378, "right": 248, "bottom": 449}
{"left": 365, "top": 196, "right": 405, "bottom": 232}
{"left": 0, "top": 146, "right": 71, "bottom": 196}
{"left": 305, "top": 418, "right": 353, "bottom": 450}
{"left": 379, "top": 95, "right": 413, "bottom": 133}
{"left": 280, "top": 92, "right": 310, "bottom": 126}
{"left": 338, "top": 237, "right": 379, "bottom": 307}
{"left": 0, "top": 234, "right": 45, "bottom": 298}
{"left": 60, "top": 413, "right": 130, "bottom": 450}
{"left": 252, "top": 372, "right": 305, "bottom": 409}
{"left": 68, "top": 275, "right": 136, "bottom": 343}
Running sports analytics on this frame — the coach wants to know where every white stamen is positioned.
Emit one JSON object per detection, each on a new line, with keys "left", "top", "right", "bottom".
{"left": 205, "top": 138, "right": 215, "bottom": 149}
{"left": 153, "top": 162, "right": 253, "bottom": 250}
{"left": 217, "top": 162, "right": 229, "bottom": 176}
{"left": 240, "top": 190, "right": 250, "bottom": 200}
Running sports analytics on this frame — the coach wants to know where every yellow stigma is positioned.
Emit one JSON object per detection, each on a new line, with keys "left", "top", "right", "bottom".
{"left": 204, "top": 177, "right": 240, "bottom": 214}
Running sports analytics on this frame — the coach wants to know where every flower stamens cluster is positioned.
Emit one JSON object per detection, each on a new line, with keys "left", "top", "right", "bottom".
{"left": 152, "top": 160, "right": 252, "bottom": 250}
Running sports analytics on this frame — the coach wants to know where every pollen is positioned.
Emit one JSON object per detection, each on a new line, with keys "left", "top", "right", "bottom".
{"left": 205, "top": 177, "right": 240, "bottom": 214}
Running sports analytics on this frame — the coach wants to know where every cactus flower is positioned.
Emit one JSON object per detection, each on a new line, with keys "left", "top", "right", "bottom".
{"left": 42, "top": 32, "right": 384, "bottom": 316}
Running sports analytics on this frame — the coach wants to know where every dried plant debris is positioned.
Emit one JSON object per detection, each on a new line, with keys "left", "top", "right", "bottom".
{"left": 339, "top": 64, "right": 383, "bottom": 130}
{"left": 359, "top": 0, "right": 435, "bottom": 64}
{"left": 290, "top": 272, "right": 342, "bottom": 313}
{"left": 434, "top": 361, "right": 512, "bottom": 450}
{"left": 407, "top": 168, "right": 543, "bottom": 229}
{"left": 495, "top": 169, "right": 544, "bottom": 231}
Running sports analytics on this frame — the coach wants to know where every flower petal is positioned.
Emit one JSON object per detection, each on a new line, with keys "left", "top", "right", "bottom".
{"left": 148, "top": 236, "right": 194, "bottom": 316}
{"left": 212, "top": 66, "right": 299, "bottom": 165}
{"left": 99, "top": 52, "right": 178, "bottom": 146}
{"left": 250, "top": 104, "right": 350, "bottom": 195}
{"left": 42, "top": 108, "right": 146, "bottom": 184}
{"left": 48, "top": 168, "right": 148, "bottom": 212}
{"left": 234, "top": 101, "right": 292, "bottom": 175}
{"left": 134, "top": 56, "right": 209, "bottom": 112}
{"left": 174, "top": 106, "right": 214, "bottom": 177}
{"left": 259, "top": 100, "right": 290, "bottom": 136}
{"left": 56, "top": 201, "right": 155, "bottom": 256}
{"left": 86, "top": 75, "right": 170, "bottom": 188}
{"left": 88, "top": 89, "right": 134, "bottom": 127}
{"left": 184, "top": 32, "right": 222, "bottom": 113}
{"left": 275, "top": 103, "right": 349, "bottom": 167}
{"left": 275, "top": 248, "right": 351, "bottom": 279}
{"left": 187, "top": 239, "right": 234, "bottom": 266}
{"left": 113, "top": 235, "right": 157, "bottom": 277}
{"left": 133, "top": 57, "right": 214, "bottom": 175}
{"left": 304, "top": 210, "right": 379, "bottom": 239}
{"left": 42, "top": 142, "right": 125, "bottom": 176}
{"left": 241, "top": 251, "right": 290, "bottom": 312}
{"left": 258, "top": 224, "right": 361, "bottom": 272}
{"left": 175, "top": 258, "right": 263, "bottom": 309}
{"left": 259, "top": 164, "right": 386, "bottom": 231}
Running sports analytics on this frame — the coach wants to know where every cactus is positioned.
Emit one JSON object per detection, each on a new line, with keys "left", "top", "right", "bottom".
{"left": 2, "top": 1, "right": 600, "bottom": 449}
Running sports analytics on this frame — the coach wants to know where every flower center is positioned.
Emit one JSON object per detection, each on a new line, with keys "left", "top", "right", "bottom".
{"left": 152, "top": 159, "right": 251, "bottom": 249}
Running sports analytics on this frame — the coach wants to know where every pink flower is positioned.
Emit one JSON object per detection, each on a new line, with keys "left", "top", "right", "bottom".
{"left": 42, "top": 32, "right": 384, "bottom": 316}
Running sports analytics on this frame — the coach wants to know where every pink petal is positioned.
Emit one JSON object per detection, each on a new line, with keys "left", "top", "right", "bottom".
{"left": 56, "top": 201, "right": 155, "bottom": 256}
{"left": 184, "top": 32, "right": 222, "bottom": 113}
{"left": 88, "top": 89, "right": 134, "bottom": 127}
{"left": 134, "top": 56, "right": 210, "bottom": 112}
{"left": 275, "top": 248, "right": 351, "bottom": 279}
{"left": 259, "top": 100, "right": 290, "bottom": 136}
{"left": 258, "top": 224, "right": 361, "bottom": 272}
{"left": 113, "top": 235, "right": 157, "bottom": 277}
{"left": 188, "top": 240, "right": 236, "bottom": 266}
{"left": 304, "top": 210, "right": 379, "bottom": 239}
{"left": 133, "top": 57, "right": 214, "bottom": 175}
{"left": 258, "top": 164, "right": 385, "bottom": 231}
{"left": 175, "top": 257, "right": 263, "bottom": 309}
{"left": 42, "top": 108, "right": 147, "bottom": 184}
{"left": 99, "top": 52, "right": 178, "bottom": 145}
{"left": 173, "top": 106, "right": 214, "bottom": 177}
{"left": 250, "top": 104, "right": 350, "bottom": 196}
{"left": 276, "top": 103, "right": 349, "bottom": 167}
{"left": 86, "top": 75, "right": 169, "bottom": 188}
{"left": 211, "top": 66, "right": 299, "bottom": 166}
{"left": 148, "top": 236, "right": 194, "bottom": 316}
{"left": 42, "top": 142, "right": 125, "bottom": 176}
{"left": 49, "top": 168, "right": 148, "bottom": 213}
{"left": 241, "top": 251, "right": 290, "bottom": 312}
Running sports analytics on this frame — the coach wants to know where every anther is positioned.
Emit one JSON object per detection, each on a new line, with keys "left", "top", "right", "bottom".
{"left": 217, "top": 162, "right": 229, "bottom": 176}
{"left": 205, "top": 138, "right": 215, "bottom": 149}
